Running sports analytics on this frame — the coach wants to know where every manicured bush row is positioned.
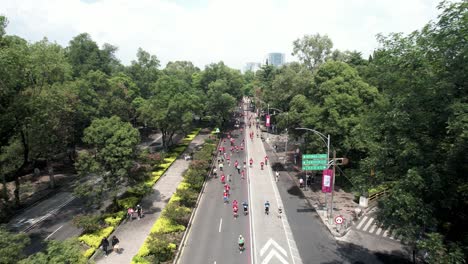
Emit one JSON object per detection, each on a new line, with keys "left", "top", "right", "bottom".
{"left": 79, "top": 128, "right": 201, "bottom": 258}
{"left": 132, "top": 137, "right": 216, "bottom": 264}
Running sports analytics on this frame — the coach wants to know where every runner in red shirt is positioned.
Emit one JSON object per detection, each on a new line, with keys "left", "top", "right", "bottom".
{"left": 223, "top": 190, "right": 229, "bottom": 203}
{"left": 233, "top": 204, "right": 239, "bottom": 218}
{"left": 265, "top": 155, "right": 269, "bottom": 165}
{"left": 221, "top": 174, "right": 226, "bottom": 184}
{"left": 249, "top": 158, "right": 253, "bottom": 167}
{"left": 241, "top": 170, "right": 245, "bottom": 179}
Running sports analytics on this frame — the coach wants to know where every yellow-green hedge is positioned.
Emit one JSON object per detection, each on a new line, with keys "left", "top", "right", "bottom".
{"left": 79, "top": 226, "right": 114, "bottom": 248}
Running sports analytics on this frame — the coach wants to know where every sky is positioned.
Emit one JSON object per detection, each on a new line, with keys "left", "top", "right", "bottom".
{"left": 1, "top": 0, "right": 444, "bottom": 70}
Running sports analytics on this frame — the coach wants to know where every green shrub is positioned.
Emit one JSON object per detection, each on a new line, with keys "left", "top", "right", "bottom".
{"left": 145, "top": 232, "right": 178, "bottom": 262}
{"left": 78, "top": 226, "right": 114, "bottom": 248}
{"left": 104, "top": 212, "right": 125, "bottom": 227}
{"left": 72, "top": 214, "right": 102, "bottom": 233}
{"left": 184, "top": 169, "right": 205, "bottom": 191}
{"left": 83, "top": 248, "right": 95, "bottom": 258}
{"left": 150, "top": 216, "right": 185, "bottom": 234}
{"left": 189, "top": 160, "right": 209, "bottom": 171}
{"left": 163, "top": 202, "right": 191, "bottom": 226}
{"left": 175, "top": 187, "right": 198, "bottom": 208}
{"left": 117, "top": 196, "right": 140, "bottom": 209}
{"left": 132, "top": 255, "right": 150, "bottom": 264}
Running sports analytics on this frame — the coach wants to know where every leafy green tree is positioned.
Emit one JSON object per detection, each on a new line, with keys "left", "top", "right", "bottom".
{"left": 138, "top": 75, "right": 199, "bottom": 149}
{"left": 205, "top": 79, "right": 236, "bottom": 127}
{"left": 292, "top": 33, "right": 333, "bottom": 70}
{"left": 19, "top": 239, "right": 87, "bottom": 264}
{"left": 27, "top": 84, "right": 77, "bottom": 188}
{"left": 0, "top": 226, "right": 30, "bottom": 263}
{"left": 263, "top": 62, "right": 313, "bottom": 112}
{"left": 365, "top": 1, "right": 468, "bottom": 260}
{"left": 79, "top": 116, "right": 140, "bottom": 185}
{"left": 126, "top": 48, "right": 160, "bottom": 99}
{"left": 66, "top": 33, "right": 117, "bottom": 77}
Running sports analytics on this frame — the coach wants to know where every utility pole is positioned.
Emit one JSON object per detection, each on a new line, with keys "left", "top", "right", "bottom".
{"left": 329, "top": 150, "right": 336, "bottom": 224}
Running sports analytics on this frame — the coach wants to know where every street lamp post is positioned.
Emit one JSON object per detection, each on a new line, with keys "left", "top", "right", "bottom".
{"left": 295, "top": 128, "right": 335, "bottom": 224}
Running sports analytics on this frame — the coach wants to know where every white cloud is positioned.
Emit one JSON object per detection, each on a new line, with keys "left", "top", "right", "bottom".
{"left": 1, "top": 0, "right": 442, "bottom": 69}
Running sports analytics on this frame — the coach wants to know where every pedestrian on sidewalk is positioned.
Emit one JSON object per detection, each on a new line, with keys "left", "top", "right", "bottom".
{"left": 111, "top": 235, "right": 120, "bottom": 253}
{"left": 101, "top": 237, "right": 110, "bottom": 257}
{"left": 264, "top": 155, "right": 269, "bottom": 165}
{"left": 136, "top": 204, "right": 143, "bottom": 219}
{"left": 213, "top": 168, "right": 217, "bottom": 178}
{"left": 275, "top": 171, "right": 279, "bottom": 182}
{"left": 299, "top": 177, "right": 304, "bottom": 189}
{"left": 219, "top": 163, "right": 224, "bottom": 171}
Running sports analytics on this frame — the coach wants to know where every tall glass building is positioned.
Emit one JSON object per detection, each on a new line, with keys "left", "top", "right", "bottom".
{"left": 266, "top": 53, "right": 285, "bottom": 67}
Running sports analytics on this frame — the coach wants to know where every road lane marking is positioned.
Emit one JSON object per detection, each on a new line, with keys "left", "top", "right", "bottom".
{"left": 261, "top": 249, "right": 289, "bottom": 264}
{"left": 355, "top": 216, "right": 368, "bottom": 230}
{"left": 45, "top": 225, "right": 63, "bottom": 240}
{"left": 362, "top": 218, "right": 374, "bottom": 231}
{"left": 368, "top": 223, "right": 377, "bottom": 233}
{"left": 260, "top": 238, "right": 287, "bottom": 256}
{"left": 23, "top": 196, "right": 75, "bottom": 232}
{"left": 218, "top": 218, "right": 222, "bottom": 232}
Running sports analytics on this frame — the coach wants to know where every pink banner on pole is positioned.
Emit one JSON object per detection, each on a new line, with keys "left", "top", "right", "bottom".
{"left": 322, "top": 169, "right": 333, "bottom": 193}
{"left": 266, "top": 115, "right": 271, "bottom": 127}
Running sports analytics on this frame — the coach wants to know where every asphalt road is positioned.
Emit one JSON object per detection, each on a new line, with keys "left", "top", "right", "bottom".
{"left": 7, "top": 191, "right": 83, "bottom": 254}
{"left": 275, "top": 167, "right": 344, "bottom": 263}
{"left": 179, "top": 114, "right": 251, "bottom": 264}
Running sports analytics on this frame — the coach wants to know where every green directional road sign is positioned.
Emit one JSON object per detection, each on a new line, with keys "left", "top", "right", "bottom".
{"left": 302, "top": 159, "right": 328, "bottom": 165}
{"left": 302, "top": 154, "right": 327, "bottom": 159}
{"left": 302, "top": 165, "right": 328, "bottom": 171}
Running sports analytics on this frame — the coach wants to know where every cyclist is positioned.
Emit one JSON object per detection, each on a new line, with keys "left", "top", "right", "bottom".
{"left": 264, "top": 201, "right": 270, "bottom": 215}
{"left": 238, "top": 235, "right": 245, "bottom": 252}
{"left": 242, "top": 201, "right": 248, "bottom": 215}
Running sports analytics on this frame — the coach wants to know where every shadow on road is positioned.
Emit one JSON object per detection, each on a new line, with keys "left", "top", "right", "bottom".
{"left": 319, "top": 240, "right": 412, "bottom": 264}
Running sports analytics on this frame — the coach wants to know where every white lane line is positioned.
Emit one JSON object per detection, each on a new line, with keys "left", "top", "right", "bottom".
{"left": 23, "top": 196, "right": 75, "bottom": 232}
{"left": 218, "top": 218, "right": 222, "bottom": 232}
{"left": 355, "top": 216, "right": 368, "bottom": 230}
{"left": 45, "top": 225, "right": 63, "bottom": 240}
{"left": 362, "top": 218, "right": 374, "bottom": 231}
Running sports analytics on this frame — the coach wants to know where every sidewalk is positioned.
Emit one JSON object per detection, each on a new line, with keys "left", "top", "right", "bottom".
{"left": 262, "top": 133, "right": 359, "bottom": 237}
{"left": 94, "top": 132, "right": 209, "bottom": 264}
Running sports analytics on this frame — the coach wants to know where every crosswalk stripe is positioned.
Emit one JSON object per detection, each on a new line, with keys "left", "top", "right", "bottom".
{"left": 362, "top": 218, "right": 374, "bottom": 231}
{"left": 356, "top": 216, "right": 368, "bottom": 230}
{"left": 375, "top": 227, "right": 383, "bottom": 235}
{"left": 368, "top": 223, "right": 377, "bottom": 234}
{"left": 383, "top": 229, "right": 390, "bottom": 237}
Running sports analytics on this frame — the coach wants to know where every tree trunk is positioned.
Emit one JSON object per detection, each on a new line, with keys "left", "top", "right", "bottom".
{"left": 162, "top": 130, "right": 168, "bottom": 151}
{"left": 1, "top": 173, "right": 8, "bottom": 202}
{"left": 47, "top": 161, "right": 56, "bottom": 189}
{"left": 14, "top": 176, "right": 20, "bottom": 207}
